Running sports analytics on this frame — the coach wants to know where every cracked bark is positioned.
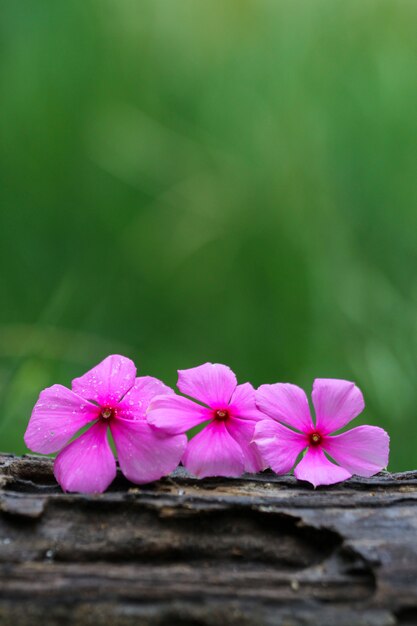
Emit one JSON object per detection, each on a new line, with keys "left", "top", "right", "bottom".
{"left": 0, "top": 454, "right": 416, "bottom": 626}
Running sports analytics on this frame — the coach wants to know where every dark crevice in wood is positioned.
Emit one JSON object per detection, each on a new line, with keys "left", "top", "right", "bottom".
{"left": 1, "top": 502, "right": 346, "bottom": 568}
{"left": 395, "top": 607, "right": 417, "bottom": 625}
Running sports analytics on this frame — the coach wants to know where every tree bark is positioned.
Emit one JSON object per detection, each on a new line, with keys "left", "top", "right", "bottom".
{"left": 0, "top": 453, "right": 416, "bottom": 625}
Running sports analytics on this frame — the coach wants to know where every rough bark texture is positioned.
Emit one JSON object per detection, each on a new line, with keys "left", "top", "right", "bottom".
{"left": 0, "top": 453, "right": 416, "bottom": 625}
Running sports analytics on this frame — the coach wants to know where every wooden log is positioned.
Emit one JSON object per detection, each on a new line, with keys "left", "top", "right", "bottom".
{"left": 0, "top": 453, "right": 416, "bottom": 625}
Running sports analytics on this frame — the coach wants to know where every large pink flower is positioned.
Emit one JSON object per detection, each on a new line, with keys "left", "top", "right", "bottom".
{"left": 253, "top": 378, "right": 389, "bottom": 487}
{"left": 147, "top": 362, "right": 266, "bottom": 478}
{"left": 24, "top": 355, "right": 187, "bottom": 494}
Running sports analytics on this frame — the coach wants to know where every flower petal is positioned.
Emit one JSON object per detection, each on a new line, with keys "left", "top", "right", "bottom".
{"left": 177, "top": 362, "right": 237, "bottom": 408}
{"left": 117, "top": 376, "right": 174, "bottom": 420}
{"left": 228, "top": 382, "right": 265, "bottom": 421}
{"left": 24, "top": 385, "right": 99, "bottom": 454}
{"left": 294, "top": 447, "right": 352, "bottom": 487}
{"left": 226, "top": 417, "right": 266, "bottom": 473}
{"left": 54, "top": 421, "right": 116, "bottom": 494}
{"left": 253, "top": 419, "right": 307, "bottom": 474}
{"left": 255, "top": 383, "right": 313, "bottom": 432}
{"left": 146, "top": 394, "right": 210, "bottom": 435}
{"left": 182, "top": 420, "right": 245, "bottom": 478}
{"left": 312, "top": 379, "right": 365, "bottom": 435}
{"left": 71, "top": 354, "right": 136, "bottom": 406}
{"left": 322, "top": 425, "right": 389, "bottom": 477}
{"left": 110, "top": 417, "right": 187, "bottom": 484}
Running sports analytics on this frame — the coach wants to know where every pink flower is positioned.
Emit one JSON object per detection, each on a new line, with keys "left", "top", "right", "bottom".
{"left": 24, "top": 355, "right": 187, "bottom": 494}
{"left": 147, "top": 362, "right": 266, "bottom": 478}
{"left": 253, "top": 378, "right": 389, "bottom": 487}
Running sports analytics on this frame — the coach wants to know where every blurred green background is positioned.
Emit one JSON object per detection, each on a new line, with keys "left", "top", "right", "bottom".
{"left": 1, "top": 0, "right": 416, "bottom": 471}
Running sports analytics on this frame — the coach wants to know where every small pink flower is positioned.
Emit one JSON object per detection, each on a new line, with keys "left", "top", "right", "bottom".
{"left": 24, "top": 355, "right": 187, "bottom": 494}
{"left": 147, "top": 362, "right": 266, "bottom": 478}
{"left": 253, "top": 378, "right": 389, "bottom": 487}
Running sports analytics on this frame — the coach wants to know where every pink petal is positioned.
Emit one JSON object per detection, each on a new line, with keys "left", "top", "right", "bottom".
{"left": 182, "top": 420, "right": 245, "bottom": 478}
{"left": 294, "top": 447, "right": 352, "bottom": 487}
{"left": 253, "top": 419, "right": 307, "bottom": 474}
{"left": 24, "top": 385, "right": 99, "bottom": 454}
{"left": 255, "top": 383, "right": 313, "bottom": 432}
{"left": 146, "top": 394, "right": 210, "bottom": 435}
{"left": 54, "top": 421, "right": 116, "bottom": 494}
{"left": 226, "top": 417, "right": 266, "bottom": 473}
{"left": 312, "top": 378, "right": 365, "bottom": 435}
{"left": 110, "top": 416, "right": 187, "bottom": 484}
{"left": 177, "top": 362, "right": 237, "bottom": 408}
{"left": 322, "top": 425, "right": 389, "bottom": 477}
{"left": 117, "top": 376, "right": 174, "bottom": 420}
{"left": 228, "top": 382, "right": 265, "bottom": 421}
{"left": 71, "top": 354, "right": 136, "bottom": 406}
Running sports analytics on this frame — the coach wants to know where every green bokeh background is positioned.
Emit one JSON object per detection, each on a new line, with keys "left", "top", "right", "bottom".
{"left": 1, "top": 1, "right": 416, "bottom": 471}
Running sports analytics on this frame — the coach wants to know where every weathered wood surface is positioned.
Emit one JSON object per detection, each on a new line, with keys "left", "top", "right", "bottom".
{"left": 0, "top": 454, "right": 416, "bottom": 626}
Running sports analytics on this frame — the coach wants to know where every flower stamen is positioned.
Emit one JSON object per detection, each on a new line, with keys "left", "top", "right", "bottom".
{"left": 101, "top": 408, "right": 114, "bottom": 420}
{"left": 309, "top": 432, "right": 322, "bottom": 446}
{"left": 214, "top": 409, "right": 229, "bottom": 421}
